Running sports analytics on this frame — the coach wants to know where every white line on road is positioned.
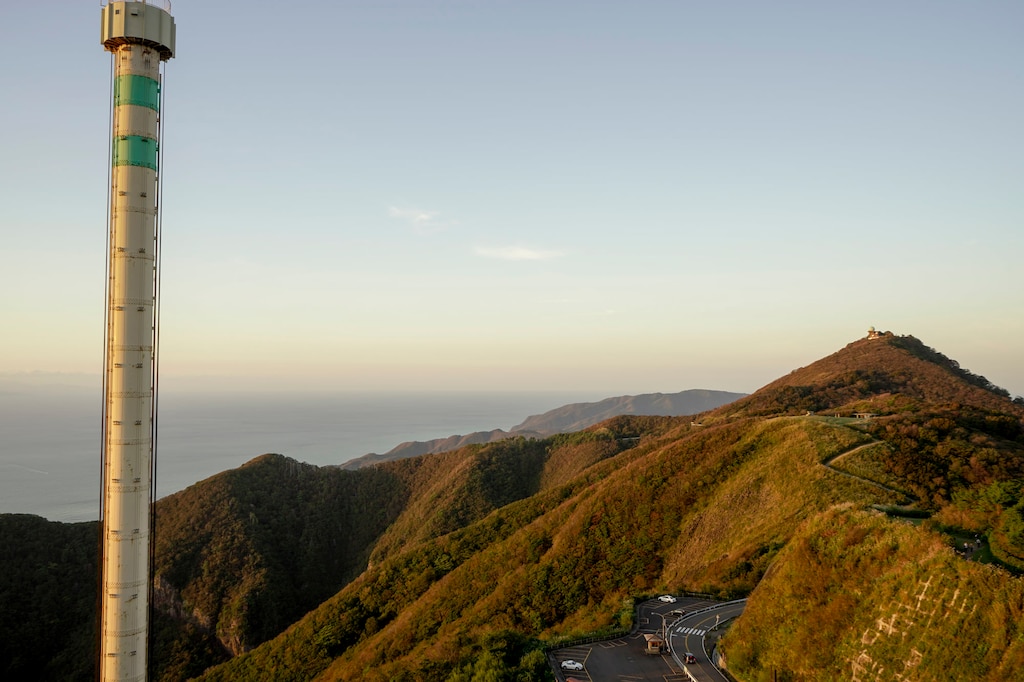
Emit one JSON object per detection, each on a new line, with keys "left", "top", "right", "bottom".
{"left": 675, "top": 627, "right": 705, "bottom": 636}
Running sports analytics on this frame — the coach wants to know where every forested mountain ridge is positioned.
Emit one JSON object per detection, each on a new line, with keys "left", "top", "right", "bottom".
{"left": 2, "top": 333, "right": 1023, "bottom": 681}
{"left": 340, "top": 388, "right": 744, "bottom": 470}
{"left": 508, "top": 388, "right": 747, "bottom": 433}
{"left": 191, "top": 334, "right": 1024, "bottom": 681}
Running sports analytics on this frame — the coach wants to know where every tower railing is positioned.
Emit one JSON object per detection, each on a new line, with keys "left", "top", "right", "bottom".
{"left": 102, "top": 0, "right": 173, "bottom": 13}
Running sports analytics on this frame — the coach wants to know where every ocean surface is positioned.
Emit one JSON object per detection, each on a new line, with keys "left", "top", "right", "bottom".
{"left": 0, "top": 386, "right": 604, "bottom": 523}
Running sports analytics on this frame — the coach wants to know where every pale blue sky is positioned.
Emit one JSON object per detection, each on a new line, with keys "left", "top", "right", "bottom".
{"left": 1, "top": 0, "right": 1021, "bottom": 395}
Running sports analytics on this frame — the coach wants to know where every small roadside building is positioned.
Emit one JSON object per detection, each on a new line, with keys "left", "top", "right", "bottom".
{"left": 643, "top": 633, "right": 667, "bottom": 654}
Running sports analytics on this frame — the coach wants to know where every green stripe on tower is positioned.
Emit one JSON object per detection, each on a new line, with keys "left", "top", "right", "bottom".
{"left": 113, "top": 135, "right": 158, "bottom": 170}
{"left": 114, "top": 74, "right": 160, "bottom": 110}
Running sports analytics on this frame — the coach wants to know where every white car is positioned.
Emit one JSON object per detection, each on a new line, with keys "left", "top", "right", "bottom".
{"left": 560, "top": 660, "right": 584, "bottom": 671}
{"left": 658, "top": 595, "right": 677, "bottom": 603}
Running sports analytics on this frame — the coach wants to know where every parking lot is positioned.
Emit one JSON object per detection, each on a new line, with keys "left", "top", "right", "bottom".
{"left": 550, "top": 595, "right": 722, "bottom": 681}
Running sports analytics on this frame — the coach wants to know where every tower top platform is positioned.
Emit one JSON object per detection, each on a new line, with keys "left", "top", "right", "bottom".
{"left": 101, "top": 1, "right": 175, "bottom": 60}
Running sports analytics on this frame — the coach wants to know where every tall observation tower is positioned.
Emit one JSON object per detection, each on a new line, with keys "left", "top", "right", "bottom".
{"left": 99, "top": 2, "right": 174, "bottom": 680}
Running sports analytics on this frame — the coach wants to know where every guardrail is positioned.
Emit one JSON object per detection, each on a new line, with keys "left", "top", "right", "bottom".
{"left": 546, "top": 594, "right": 746, "bottom": 652}
{"left": 668, "top": 598, "right": 747, "bottom": 678}
{"left": 677, "top": 597, "right": 747, "bottom": 620}
{"left": 545, "top": 629, "right": 631, "bottom": 651}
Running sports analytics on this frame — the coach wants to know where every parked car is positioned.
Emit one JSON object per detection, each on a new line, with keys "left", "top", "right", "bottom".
{"left": 658, "top": 595, "right": 677, "bottom": 603}
{"left": 684, "top": 652, "right": 697, "bottom": 664}
{"left": 560, "top": 660, "right": 584, "bottom": 671}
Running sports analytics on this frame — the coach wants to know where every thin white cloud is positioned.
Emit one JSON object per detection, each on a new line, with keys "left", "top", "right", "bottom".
{"left": 475, "top": 246, "right": 563, "bottom": 261}
{"left": 388, "top": 206, "right": 449, "bottom": 234}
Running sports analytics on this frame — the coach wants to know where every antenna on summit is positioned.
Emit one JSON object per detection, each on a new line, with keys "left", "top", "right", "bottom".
{"left": 99, "top": 2, "right": 175, "bottom": 679}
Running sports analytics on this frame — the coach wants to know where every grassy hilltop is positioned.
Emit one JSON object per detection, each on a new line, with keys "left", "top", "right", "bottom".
{"left": 2, "top": 332, "right": 1023, "bottom": 681}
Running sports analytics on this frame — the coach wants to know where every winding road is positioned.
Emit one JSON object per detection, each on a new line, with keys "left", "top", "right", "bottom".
{"left": 551, "top": 597, "right": 744, "bottom": 681}
{"left": 668, "top": 600, "right": 745, "bottom": 681}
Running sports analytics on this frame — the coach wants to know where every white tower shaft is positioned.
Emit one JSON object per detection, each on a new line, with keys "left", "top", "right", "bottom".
{"left": 100, "top": 3, "right": 174, "bottom": 680}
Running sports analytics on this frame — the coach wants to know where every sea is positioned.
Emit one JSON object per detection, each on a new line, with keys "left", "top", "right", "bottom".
{"left": 0, "top": 385, "right": 605, "bottom": 523}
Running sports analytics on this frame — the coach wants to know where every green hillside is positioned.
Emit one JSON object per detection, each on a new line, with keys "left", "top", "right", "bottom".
{"left": 2, "top": 332, "right": 1022, "bottom": 681}
{"left": 192, "top": 415, "right": 905, "bottom": 680}
{"left": 722, "top": 505, "right": 1024, "bottom": 681}
{"left": 190, "top": 335, "right": 1024, "bottom": 681}
{"left": 0, "top": 515, "right": 98, "bottom": 681}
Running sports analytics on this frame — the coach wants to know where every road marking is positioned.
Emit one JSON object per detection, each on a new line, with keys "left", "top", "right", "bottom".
{"left": 675, "top": 626, "right": 706, "bottom": 636}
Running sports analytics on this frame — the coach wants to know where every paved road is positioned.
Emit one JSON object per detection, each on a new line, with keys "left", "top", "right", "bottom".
{"left": 551, "top": 597, "right": 743, "bottom": 681}
{"left": 668, "top": 600, "right": 745, "bottom": 681}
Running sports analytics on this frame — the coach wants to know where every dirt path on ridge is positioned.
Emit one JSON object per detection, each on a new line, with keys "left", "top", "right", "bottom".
{"left": 819, "top": 436, "right": 915, "bottom": 504}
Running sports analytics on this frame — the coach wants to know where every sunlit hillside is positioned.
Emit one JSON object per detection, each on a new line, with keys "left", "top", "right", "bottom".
{"left": 2, "top": 333, "right": 1022, "bottom": 681}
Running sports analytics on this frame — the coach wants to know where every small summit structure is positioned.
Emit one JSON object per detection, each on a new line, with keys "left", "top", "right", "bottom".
{"left": 867, "top": 326, "right": 886, "bottom": 340}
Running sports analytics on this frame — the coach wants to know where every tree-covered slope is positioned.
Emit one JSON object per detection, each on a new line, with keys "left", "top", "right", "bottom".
{"left": 4, "top": 333, "right": 1022, "bottom": 681}
{"left": 150, "top": 455, "right": 411, "bottom": 668}
{"left": 722, "top": 505, "right": 1024, "bottom": 681}
{"left": 192, "top": 334, "right": 1024, "bottom": 680}
{"left": 193, "top": 417, "right": 926, "bottom": 680}
{"left": 0, "top": 515, "right": 98, "bottom": 682}
{"left": 149, "top": 423, "right": 647, "bottom": 679}
{"left": 340, "top": 388, "right": 744, "bottom": 470}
